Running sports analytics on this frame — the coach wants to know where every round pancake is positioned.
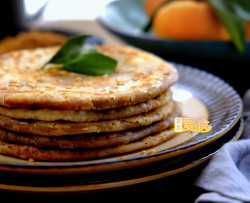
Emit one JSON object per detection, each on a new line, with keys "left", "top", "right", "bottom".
{"left": 0, "top": 101, "right": 174, "bottom": 136}
{"left": 0, "top": 105, "right": 180, "bottom": 149}
{"left": 0, "top": 128, "right": 177, "bottom": 161}
{"left": 0, "top": 45, "right": 178, "bottom": 110}
{"left": 0, "top": 119, "right": 172, "bottom": 149}
{"left": 0, "top": 91, "right": 171, "bottom": 122}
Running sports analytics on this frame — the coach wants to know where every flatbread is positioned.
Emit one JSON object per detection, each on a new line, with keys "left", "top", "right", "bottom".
{"left": 0, "top": 119, "right": 171, "bottom": 149}
{"left": 0, "top": 101, "right": 174, "bottom": 136}
{"left": 0, "top": 45, "right": 178, "bottom": 110}
{"left": 0, "top": 104, "right": 180, "bottom": 149}
{"left": 0, "top": 128, "right": 177, "bottom": 161}
{"left": 0, "top": 91, "right": 171, "bottom": 122}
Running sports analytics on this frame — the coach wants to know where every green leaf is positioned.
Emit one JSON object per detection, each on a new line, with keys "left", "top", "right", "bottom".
{"left": 59, "top": 52, "right": 117, "bottom": 76}
{"left": 231, "top": 0, "right": 250, "bottom": 20}
{"left": 42, "top": 35, "right": 90, "bottom": 67}
{"left": 42, "top": 35, "right": 117, "bottom": 76}
{"left": 208, "top": 0, "right": 249, "bottom": 53}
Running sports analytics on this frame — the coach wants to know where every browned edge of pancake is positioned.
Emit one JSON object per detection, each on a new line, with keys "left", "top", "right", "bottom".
{"left": 0, "top": 103, "right": 180, "bottom": 149}
{"left": 0, "top": 101, "right": 174, "bottom": 136}
{"left": 0, "top": 119, "right": 171, "bottom": 149}
{"left": 0, "top": 128, "right": 177, "bottom": 161}
{"left": 0, "top": 104, "right": 181, "bottom": 161}
{"left": 0, "top": 91, "right": 172, "bottom": 122}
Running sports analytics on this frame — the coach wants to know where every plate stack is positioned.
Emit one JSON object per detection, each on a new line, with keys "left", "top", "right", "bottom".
{"left": 0, "top": 45, "right": 179, "bottom": 161}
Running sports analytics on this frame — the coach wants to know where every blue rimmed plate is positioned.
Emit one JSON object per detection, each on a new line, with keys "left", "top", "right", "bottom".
{"left": 97, "top": 0, "right": 250, "bottom": 59}
{"left": 0, "top": 63, "right": 242, "bottom": 175}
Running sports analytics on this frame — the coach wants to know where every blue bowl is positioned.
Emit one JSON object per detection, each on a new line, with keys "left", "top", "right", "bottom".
{"left": 98, "top": 0, "right": 250, "bottom": 60}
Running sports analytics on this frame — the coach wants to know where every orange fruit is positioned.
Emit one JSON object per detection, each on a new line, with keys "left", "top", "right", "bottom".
{"left": 144, "top": 0, "right": 192, "bottom": 17}
{"left": 144, "top": 0, "right": 168, "bottom": 17}
{"left": 152, "top": 1, "right": 231, "bottom": 41}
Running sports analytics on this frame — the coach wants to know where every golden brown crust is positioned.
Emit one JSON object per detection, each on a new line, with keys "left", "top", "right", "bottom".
{"left": 0, "top": 104, "right": 181, "bottom": 161}
{"left": 0, "top": 91, "right": 171, "bottom": 122}
{"left": 0, "top": 45, "right": 178, "bottom": 110}
{"left": 0, "top": 101, "right": 174, "bottom": 136}
{"left": 0, "top": 119, "right": 172, "bottom": 149}
{"left": 0, "top": 128, "right": 177, "bottom": 161}
{"left": 0, "top": 104, "right": 180, "bottom": 149}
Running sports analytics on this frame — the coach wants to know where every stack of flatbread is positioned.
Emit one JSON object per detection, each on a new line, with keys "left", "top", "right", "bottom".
{"left": 0, "top": 45, "right": 179, "bottom": 161}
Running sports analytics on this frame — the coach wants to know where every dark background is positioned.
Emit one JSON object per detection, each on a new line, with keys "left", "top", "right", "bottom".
{"left": 161, "top": 53, "right": 249, "bottom": 97}
{"left": 0, "top": 1, "right": 26, "bottom": 39}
